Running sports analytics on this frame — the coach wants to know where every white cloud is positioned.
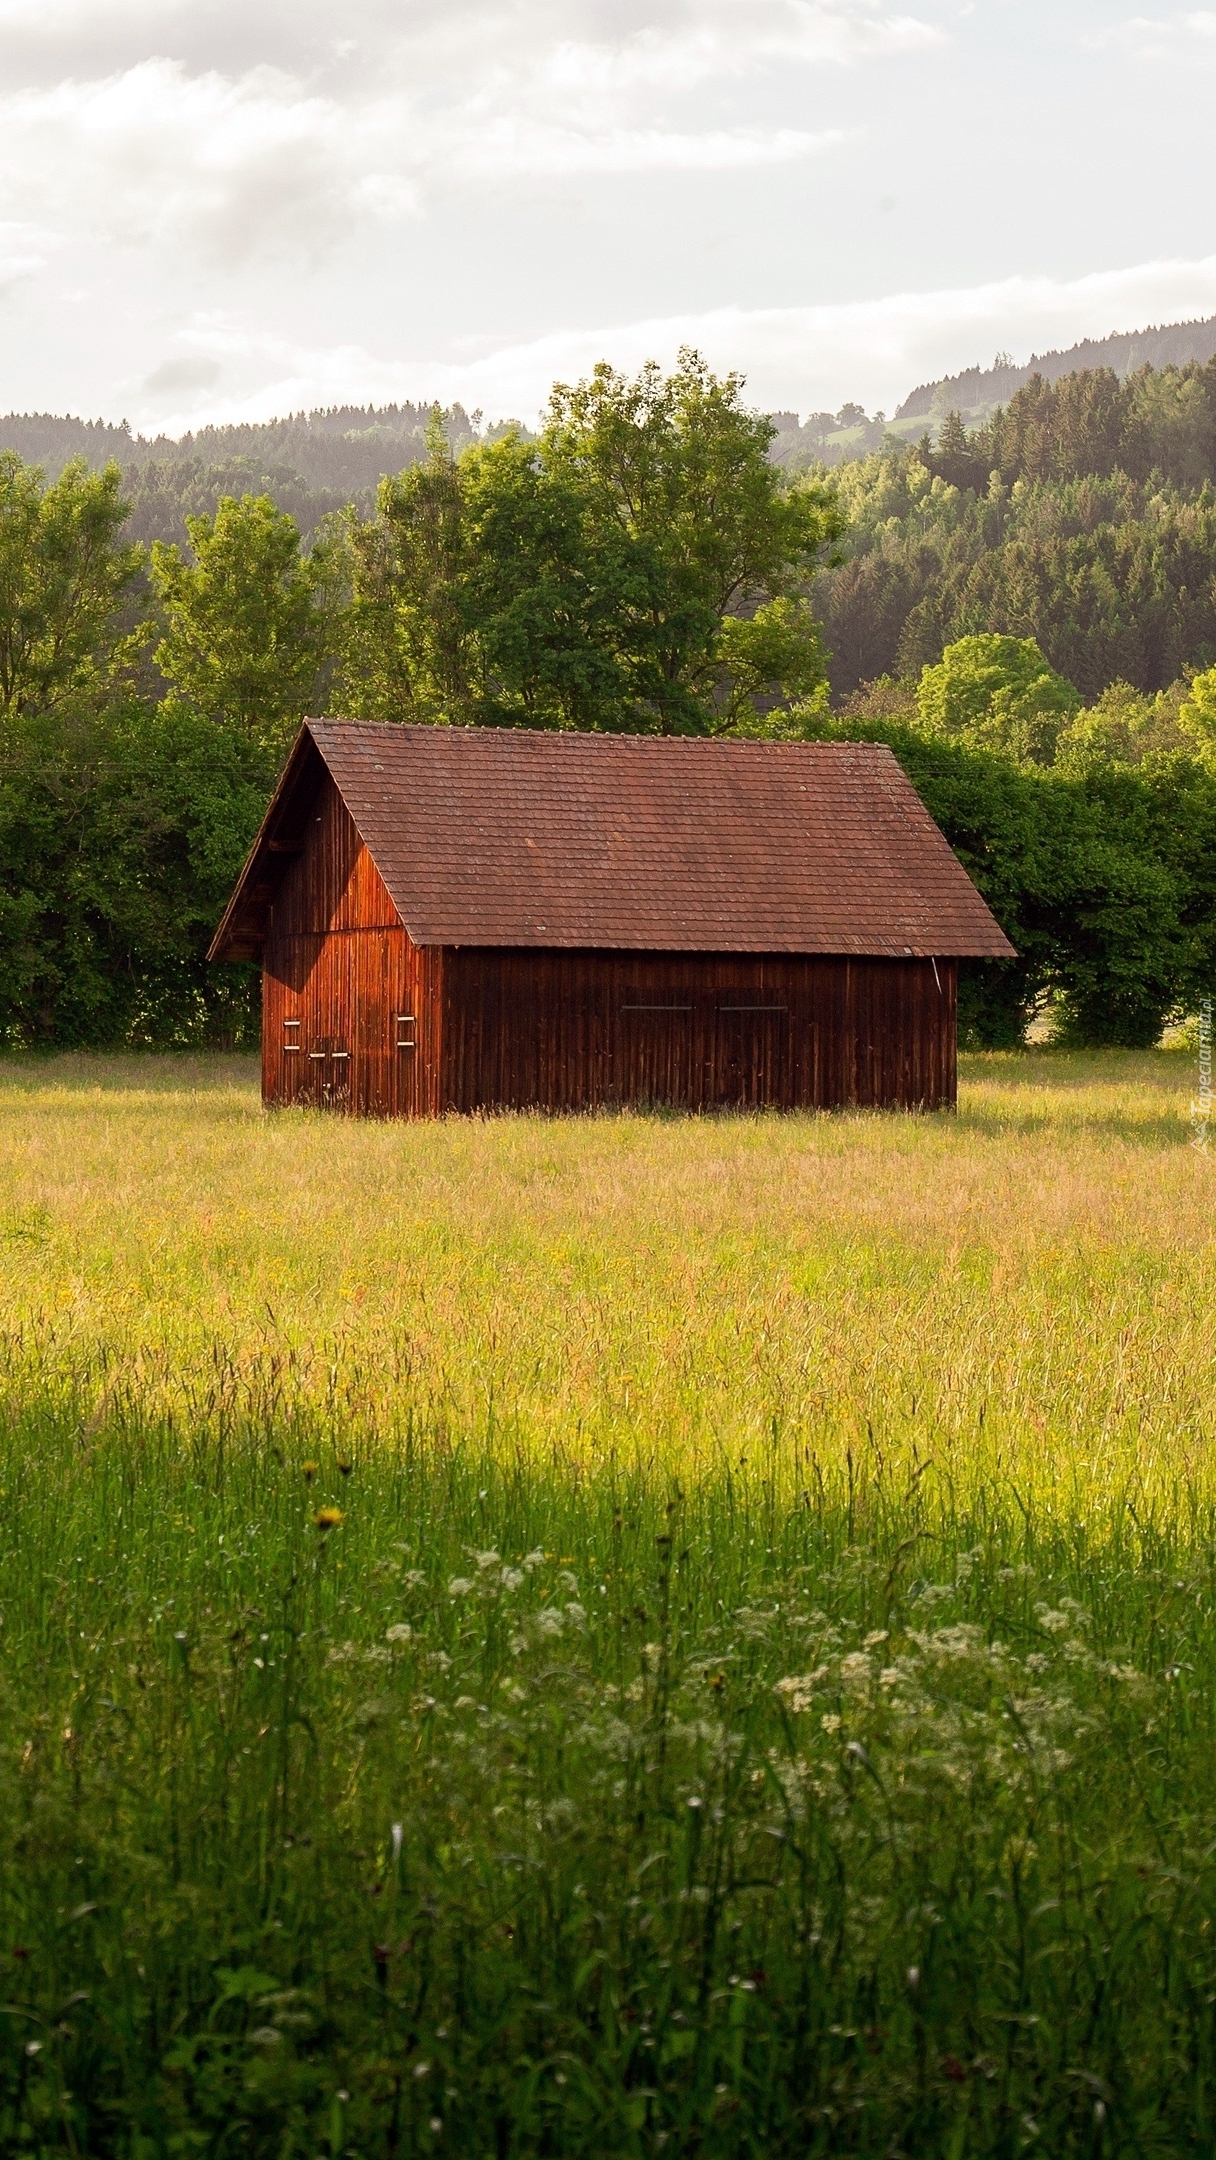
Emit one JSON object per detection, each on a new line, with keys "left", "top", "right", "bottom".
{"left": 138, "top": 254, "right": 1216, "bottom": 435}
{"left": 0, "top": 217, "right": 47, "bottom": 294}
{"left": 538, "top": 6, "right": 944, "bottom": 93}
{"left": 0, "top": 2, "right": 944, "bottom": 265}
{"left": 0, "top": 61, "right": 353, "bottom": 259}
{"left": 1096, "top": 8, "right": 1216, "bottom": 55}
{"left": 0, "top": 44, "right": 857, "bottom": 263}
{"left": 449, "top": 122, "right": 845, "bottom": 179}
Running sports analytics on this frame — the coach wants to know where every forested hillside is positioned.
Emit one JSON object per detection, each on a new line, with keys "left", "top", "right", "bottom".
{"left": 0, "top": 403, "right": 488, "bottom": 547}
{"left": 895, "top": 313, "right": 1216, "bottom": 427}
{"left": 816, "top": 356, "right": 1216, "bottom": 700}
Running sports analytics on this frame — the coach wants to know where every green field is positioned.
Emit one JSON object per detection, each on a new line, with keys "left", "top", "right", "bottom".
{"left": 0, "top": 1051, "right": 1214, "bottom": 2155}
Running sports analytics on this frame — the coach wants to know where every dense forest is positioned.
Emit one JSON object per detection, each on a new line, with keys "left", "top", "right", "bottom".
{"left": 815, "top": 356, "right": 1216, "bottom": 700}
{"left": 0, "top": 404, "right": 490, "bottom": 548}
{"left": 2, "top": 347, "right": 1216, "bottom": 1059}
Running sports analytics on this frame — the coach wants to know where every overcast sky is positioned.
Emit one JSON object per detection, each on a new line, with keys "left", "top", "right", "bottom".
{"left": 2, "top": 0, "right": 1216, "bottom": 432}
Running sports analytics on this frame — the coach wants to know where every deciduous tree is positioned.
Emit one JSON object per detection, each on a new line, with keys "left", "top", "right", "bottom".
{"left": 0, "top": 454, "right": 141, "bottom": 720}
{"left": 337, "top": 356, "right": 844, "bottom": 735}
{"left": 151, "top": 494, "right": 338, "bottom": 753}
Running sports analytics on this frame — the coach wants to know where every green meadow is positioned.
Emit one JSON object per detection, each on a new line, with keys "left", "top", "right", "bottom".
{"left": 0, "top": 1050, "right": 1213, "bottom": 2156}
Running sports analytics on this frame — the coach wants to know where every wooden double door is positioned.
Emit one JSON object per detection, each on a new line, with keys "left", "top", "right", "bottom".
{"left": 617, "top": 995, "right": 792, "bottom": 1109}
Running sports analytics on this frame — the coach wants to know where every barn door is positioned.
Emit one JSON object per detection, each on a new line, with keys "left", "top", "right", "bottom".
{"left": 302, "top": 1036, "right": 351, "bottom": 1107}
{"left": 617, "top": 1002, "right": 693, "bottom": 1106}
{"left": 713, "top": 1002, "right": 790, "bottom": 1108}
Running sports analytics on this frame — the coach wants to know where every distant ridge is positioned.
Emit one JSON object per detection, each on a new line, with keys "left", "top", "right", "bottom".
{"left": 9, "top": 312, "right": 1216, "bottom": 517}
{"left": 895, "top": 315, "right": 1216, "bottom": 423}
{"left": 0, "top": 403, "right": 481, "bottom": 490}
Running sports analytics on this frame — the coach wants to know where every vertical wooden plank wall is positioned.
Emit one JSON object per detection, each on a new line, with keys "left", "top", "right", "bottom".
{"left": 441, "top": 951, "right": 956, "bottom": 1113}
{"left": 261, "top": 776, "right": 442, "bottom": 1115}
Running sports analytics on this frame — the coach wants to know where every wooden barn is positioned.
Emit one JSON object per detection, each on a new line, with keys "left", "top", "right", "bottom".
{"left": 209, "top": 721, "right": 1013, "bottom": 1116}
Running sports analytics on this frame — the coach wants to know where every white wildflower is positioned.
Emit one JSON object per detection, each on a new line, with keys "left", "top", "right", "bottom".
{"left": 775, "top": 1668, "right": 827, "bottom": 1714}
{"left": 386, "top": 1623, "right": 412, "bottom": 1643}
{"left": 839, "top": 1651, "right": 873, "bottom": 1692}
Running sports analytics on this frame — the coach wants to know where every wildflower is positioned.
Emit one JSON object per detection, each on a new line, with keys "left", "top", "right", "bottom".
{"left": 302, "top": 1461, "right": 318, "bottom": 1482}
{"left": 386, "top": 1623, "right": 412, "bottom": 1643}
{"left": 775, "top": 1667, "right": 827, "bottom": 1713}
{"left": 337, "top": 1460, "right": 353, "bottom": 1477}
{"left": 314, "top": 1507, "right": 344, "bottom": 1532}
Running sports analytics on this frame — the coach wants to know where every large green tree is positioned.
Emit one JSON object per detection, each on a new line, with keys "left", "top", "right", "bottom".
{"left": 917, "top": 634, "right": 1081, "bottom": 764}
{"left": 0, "top": 453, "right": 142, "bottom": 719}
{"left": 0, "top": 464, "right": 276, "bottom": 1047}
{"left": 338, "top": 355, "right": 844, "bottom": 734}
{"left": 151, "top": 494, "right": 339, "bottom": 753}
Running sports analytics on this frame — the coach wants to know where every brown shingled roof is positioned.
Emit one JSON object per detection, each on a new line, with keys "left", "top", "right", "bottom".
{"left": 210, "top": 721, "right": 1015, "bottom": 962}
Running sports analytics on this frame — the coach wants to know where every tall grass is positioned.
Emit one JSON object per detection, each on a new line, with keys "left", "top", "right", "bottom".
{"left": 0, "top": 1049, "right": 1212, "bottom": 2154}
